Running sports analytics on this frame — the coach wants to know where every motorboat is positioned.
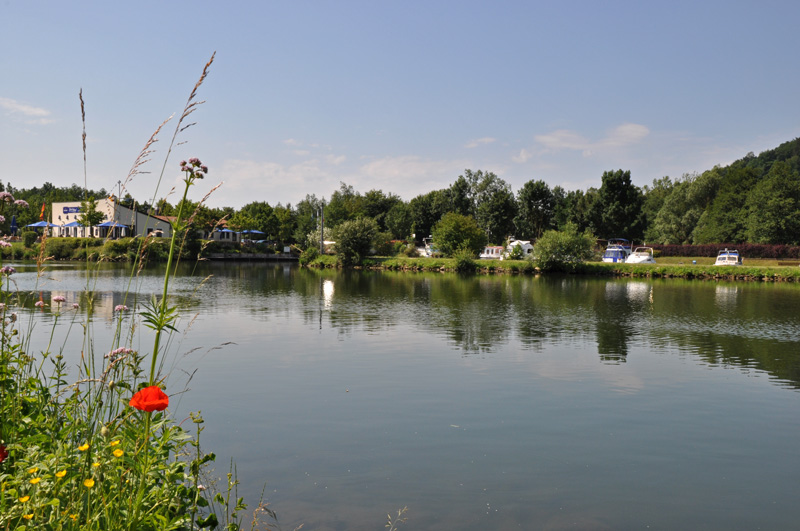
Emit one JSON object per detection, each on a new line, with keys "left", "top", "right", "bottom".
{"left": 714, "top": 248, "right": 742, "bottom": 266}
{"left": 625, "top": 247, "right": 656, "bottom": 264}
{"left": 602, "top": 238, "right": 632, "bottom": 263}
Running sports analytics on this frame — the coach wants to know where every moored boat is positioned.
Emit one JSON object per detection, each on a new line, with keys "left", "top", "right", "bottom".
{"left": 714, "top": 248, "right": 742, "bottom": 266}
{"left": 602, "top": 238, "right": 632, "bottom": 263}
{"left": 625, "top": 247, "right": 656, "bottom": 264}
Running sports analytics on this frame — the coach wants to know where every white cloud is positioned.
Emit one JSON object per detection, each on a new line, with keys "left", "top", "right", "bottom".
{"left": 326, "top": 154, "right": 346, "bottom": 165}
{"left": 534, "top": 123, "right": 650, "bottom": 155}
{"left": 0, "top": 96, "right": 53, "bottom": 124}
{"left": 464, "top": 137, "right": 496, "bottom": 149}
{"left": 512, "top": 148, "right": 531, "bottom": 163}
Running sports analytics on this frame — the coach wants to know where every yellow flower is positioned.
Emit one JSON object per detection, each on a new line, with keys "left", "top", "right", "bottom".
{"left": 113, "top": 449, "right": 124, "bottom": 458}
{"left": 69, "top": 514, "right": 78, "bottom": 521}
{"left": 27, "top": 467, "right": 38, "bottom": 474}
{"left": 23, "top": 514, "right": 33, "bottom": 520}
{"left": 29, "top": 477, "right": 40, "bottom": 485}
{"left": 109, "top": 440, "right": 121, "bottom": 446}
{"left": 92, "top": 462, "right": 100, "bottom": 468}
{"left": 55, "top": 469, "right": 67, "bottom": 478}
{"left": 78, "top": 443, "right": 89, "bottom": 452}
{"left": 83, "top": 478, "right": 95, "bottom": 488}
{"left": 19, "top": 495, "right": 30, "bottom": 503}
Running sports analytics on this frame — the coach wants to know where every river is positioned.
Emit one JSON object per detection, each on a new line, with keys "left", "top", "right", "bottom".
{"left": 9, "top": 261, "right": 800, "bottom": 530}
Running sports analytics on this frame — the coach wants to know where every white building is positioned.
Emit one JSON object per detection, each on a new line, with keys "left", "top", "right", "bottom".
{"left": 50, "top": 198, "right": 173, "bottom": 239}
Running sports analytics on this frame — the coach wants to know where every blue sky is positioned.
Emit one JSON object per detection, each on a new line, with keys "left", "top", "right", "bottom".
{"left": 2, "top": 1, "right": 799, "bottom": 209}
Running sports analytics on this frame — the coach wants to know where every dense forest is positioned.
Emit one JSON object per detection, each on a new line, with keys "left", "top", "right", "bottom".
{"left": 3, "top": 137, "right": 800, "bottom": 248}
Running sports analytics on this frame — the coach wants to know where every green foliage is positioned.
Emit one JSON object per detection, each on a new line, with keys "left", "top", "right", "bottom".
{"left": 431, "top": 212, "right": 487, "bottom": 257}
{"left": 532, "top": 222, "right": 596, "bottom": 272}
{"left": 372, "top": 230, "right": 395, "bottom": 256}
{"left": 22, "top": 231, "right": 37, "bottom": 248}
{"left": 515, "top": 179, "right": 555, "bottom": 239}
{"left": 78, "top": 196, "right": 106, "bottom": 228}
{"left": 334, "top": 217, "right": 379, "bottom": 266}
{"left": 590, "top": 169, "right": 644, "bottom": 240}
{"left": 452, "top": 245, "right": 478, "bottom": 272}
{"left": 744, "top": 162, "right": 800, "bottom": 244}
{"left": 299, "top": 246, "right": 319, "bottom": 266}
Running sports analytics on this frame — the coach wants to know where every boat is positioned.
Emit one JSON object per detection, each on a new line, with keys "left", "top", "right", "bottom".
{"left": 480, "top": 246, "right": 505, "bottom": 260}
{"left": 602, "top": 238, "right": 632, "bottom": 263}
{"left": 714, "top": 248, "right": 742, "bottom": 266}
{"left": 625, "top": 247, "right": 656, "bottom": 264}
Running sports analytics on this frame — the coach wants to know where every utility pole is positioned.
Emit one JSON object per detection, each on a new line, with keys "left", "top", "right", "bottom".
{"left": 319, "top": 200, "right": 325, "bottom": 255}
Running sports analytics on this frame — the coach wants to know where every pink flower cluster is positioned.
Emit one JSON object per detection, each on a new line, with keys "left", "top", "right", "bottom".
{"left": 179, "top": 158, "right": 209, "bottom": 181}
{"left": 105, "top": 347, "right": 134, "bottom": 359}
{"left": 114, "top": 304, "right": 129, "bottom": 312}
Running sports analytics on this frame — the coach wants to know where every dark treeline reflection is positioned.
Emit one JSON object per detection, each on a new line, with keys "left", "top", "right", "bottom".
{"left": 133, "top": 263, "right": 800, "bottom": 389}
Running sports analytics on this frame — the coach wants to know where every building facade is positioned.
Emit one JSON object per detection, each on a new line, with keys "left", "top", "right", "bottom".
{"left": 50, "top": 198, "right": 173, "bottom": 239}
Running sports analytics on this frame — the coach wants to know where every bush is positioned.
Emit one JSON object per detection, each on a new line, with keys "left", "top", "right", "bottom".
{"left": 22, "top": 231, "right": 37, "bottom": 248}
{"left": 452, "top": 245, "right": 478, "bottom": 272}
{"left": 533, "top": 222, "right": 596, "bottom": 272}
{"left": 372, "top": 231, "right": 395, "bottom": 256}
{"left": 402, "top": 244, "right": 419, "bottom": 258}
{"left": 299, "top": 247, "right": 319, "bottom": 266}
{"left": 334, "top": 217, "right": 379, "bottom": 266}
{"left": 431, "top": 213, "right": 487, "bottom": 257}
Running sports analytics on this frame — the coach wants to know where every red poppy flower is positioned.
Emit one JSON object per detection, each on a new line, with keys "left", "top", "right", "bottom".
{"left": 0, "top": 444, "right": 8, "bottom": 463}
{"left": 129, "top": 386, "right": 169, "bottom": 412}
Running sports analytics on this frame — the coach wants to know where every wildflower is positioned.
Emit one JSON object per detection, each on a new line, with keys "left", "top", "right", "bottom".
{"left": 83, "top": 478, "right": 95, "bottom": 488}
{"left": 113, "top": 449, "right": 124, "bottom": 458}
{"left": 29, "top": 477, "right": 40, "bottom": 485}
{"left": 14, "top": 199, "right": 29, "bottom": 208}
{"left": 92, "top": 462, "right": 100, "bottom": 468}
{"left": 129, "top": 385, "right": 169, "bottom": 412}
{"left": 114, "top": 304, "right": 128, "bottom": 312}
{"left": 55, "top": 469, "right": 67, "bottom": 478}
{"left": 0, "top": 191, "right": 13, "bottom": 202}
{"left": 19, "top": 495, "right": 30, "bottom": 502}
{"left": 0, "top": 445, "right": 7, "bottom": 463}
{"left": 0, "top": 265, "right": 16, "bottom": 275}
{"left": 72, "top": 303, "right": 79, "bottom": 309}
{"left": 35, "top": 301, "right": 44, "bottom": 308}
{"left": 105, "top": 347, "right": 133, "bottom": 359}
{"left": 22, "top": 514, "right": 33, "bottom": 520}
{"left": 53, "top": 295, "right": 66, "bottom": 304}
{"left": 78, "top": 443, "right": 89, "bottom": 452}
{"left": 27, "top": 467, "right": 38, "bottom": 474}
{"left": 0, "top": 241, "right": 10, "bottom": 248}
{"left": 109, "top": 440, "right": 121, "bottom": 446}
{"left": 70, "top": 514, "right": 78, "bottom": 521}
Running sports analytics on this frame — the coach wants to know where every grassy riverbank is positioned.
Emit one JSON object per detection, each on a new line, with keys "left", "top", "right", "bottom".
{"left": 306, "top": 254, "right": 800, "bottom": 281}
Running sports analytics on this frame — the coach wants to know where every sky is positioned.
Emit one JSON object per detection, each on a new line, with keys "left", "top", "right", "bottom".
{"left": 2, "top": 1, "right": 800, "bottom": 209}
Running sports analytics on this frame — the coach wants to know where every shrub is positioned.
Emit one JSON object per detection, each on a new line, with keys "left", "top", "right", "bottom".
{"left": 334, "top": 217, "right": 379, "bottom": 266}
{"left": 452, "top": 245, "right": 478, "bottom": 272}
{"left": 431, "top": 213, "right": 487, "bottom": 257}
{"left": 533, "top": 222, "right": 596, "bottom": 272}
{"left": 22, "top": 231, "right": 37, "bottom": 247}
{"left": 372, "top": 231, "right": 394, "bottom": 256}
{"left": 299, "top": 247, "right": 319, "bottom": 266}
{"left": 402, "top": 244, "right": 420, "bottom": 258}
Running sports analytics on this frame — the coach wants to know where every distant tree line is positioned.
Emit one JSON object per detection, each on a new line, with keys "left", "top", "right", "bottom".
{"left": 4, "top": 137, "right": 800, "bottom": 248}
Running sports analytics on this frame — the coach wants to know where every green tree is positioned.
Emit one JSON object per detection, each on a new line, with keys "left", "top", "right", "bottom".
{"left": 78, "top": 196, "right": 105, "bottom": 228}
{"left": 515, "top": 179, "right": 555, "bottom": 239}
{"left": 692, "top": 167, "right": 757, "bottom": 243}
{"left": 325, "top": 182, "right": 363, "bottom": 227}
{"left": 590, "top": 169, "right": 644, "bottom": 240}
{"left": 744, "top": 161, "right": 800, "bottom": 244}
{"left": 641, "top": 176, "right": 674, "bottom": 242}
{"left": 409, "top": 189, "right": 450, "bottom": 242}
{"left": 431, "top": 212, "right": 487, "bottom": 257}
{"left": 230, "top": 201, "right": 278, "bottom": 236}
{"left": 333, "top": 217, "right": 379, "bottom": 266}
{"left": 384, "top": 201, "right": 413, "bottom": 239}
{"left": 532, "top": 222, "right": 596, "bottom": 272}
{"left": 649, "top": 171, "right": 719, "bottom": 244}
{"left": 273, "top": 204, "right": 297, "bottom": 243}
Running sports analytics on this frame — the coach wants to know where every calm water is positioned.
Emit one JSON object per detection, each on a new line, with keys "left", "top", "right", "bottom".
{"left": 9, "top": 261, "right": 800, "bottom": 530}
